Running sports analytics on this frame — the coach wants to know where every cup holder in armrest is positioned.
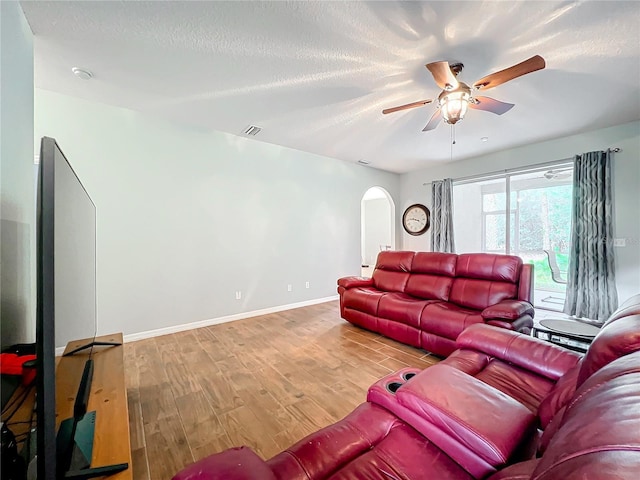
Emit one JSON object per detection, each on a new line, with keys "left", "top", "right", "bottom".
{"left": 386, "top": 382, "right": 403, "bottom": 394}
{"left": 368, "top": 368, "right": 423, "bottom": 409}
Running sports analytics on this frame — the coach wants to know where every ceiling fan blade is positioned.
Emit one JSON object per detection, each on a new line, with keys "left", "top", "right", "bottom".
{"left": 382, "top": 99, "right": 432, "bottom": 115}
{"left": 469, "top": 96, "right": 515, "bottom": 115}
{"left": 426, "top": 61, "right": 459, "bottom": 90}
{"left": 422, "top": 109, "right": 442, "bottom": 132}
{"left": 472, "top": 55, "right": 546, "bottom": 90}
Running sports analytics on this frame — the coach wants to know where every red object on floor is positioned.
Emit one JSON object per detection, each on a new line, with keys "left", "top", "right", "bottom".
{"left": 0, "top": 353, "right": 37, "bottom": 385}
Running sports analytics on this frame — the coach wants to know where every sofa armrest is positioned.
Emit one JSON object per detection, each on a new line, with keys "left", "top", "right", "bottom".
{"left": 172, "top": 446, "right": 276, "bottom": 480}
{"left": 456, "top": 324, "right": 581, "bottom": 381}
{"left": 481, "top": 300, "right": 534, "bottom": 321}
{"left": 337, "top": 276, "right": 374, "bottom": 289}
{"left": 380, "top": 364, "right": 536, "bottom": 478}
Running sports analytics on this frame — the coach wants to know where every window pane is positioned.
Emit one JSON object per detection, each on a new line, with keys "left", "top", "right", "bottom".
{"left": 483, "top": 192, "right": 505, "bottom": 212}
{"left": 508, "top": 168, "right": 573, "bottom": 311}
{"left": 484, "top": 214, "right": 506, "bottom": 252}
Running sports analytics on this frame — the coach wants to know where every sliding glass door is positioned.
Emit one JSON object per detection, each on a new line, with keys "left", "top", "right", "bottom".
{"left": 453, "top": 164, "right": 573, "bottom": 310}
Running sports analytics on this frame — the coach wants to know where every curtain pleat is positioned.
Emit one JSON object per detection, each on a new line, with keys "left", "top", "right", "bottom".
{"left": 430, "top": 179, "right": 455, "bottom": 253}
{"left": 564, "top": 150, "right": 618, "bottom": 320}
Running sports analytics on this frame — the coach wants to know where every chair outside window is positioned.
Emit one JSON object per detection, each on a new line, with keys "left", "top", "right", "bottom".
{"left": 544, "top": 249, "right": 567, "bottom": 284}
{"left": 540, "top": 249, "right": 567, "bottom": 306}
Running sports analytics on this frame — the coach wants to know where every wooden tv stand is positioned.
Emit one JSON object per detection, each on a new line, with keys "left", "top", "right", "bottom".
{"left": 57, "top": 333, "right": 132, "bottom": 479}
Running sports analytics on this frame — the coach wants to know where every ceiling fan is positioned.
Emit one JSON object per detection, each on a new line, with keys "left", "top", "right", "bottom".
{"left": 382, "top": 55, "right": 546, "bottom": 132}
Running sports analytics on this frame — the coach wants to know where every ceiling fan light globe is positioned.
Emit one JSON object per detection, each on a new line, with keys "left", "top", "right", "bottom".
{"left": 440, "top": 90, "right": 470, "bottom": 125}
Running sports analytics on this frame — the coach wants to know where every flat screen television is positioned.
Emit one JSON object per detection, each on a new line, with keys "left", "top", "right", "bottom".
{"left": 35, "top": 137, "right": 125, "bottom": 480}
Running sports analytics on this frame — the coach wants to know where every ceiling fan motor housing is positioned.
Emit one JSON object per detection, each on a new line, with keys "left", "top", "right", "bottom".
{"left": 449, "top": 62, "right": 464, "bottom": 76}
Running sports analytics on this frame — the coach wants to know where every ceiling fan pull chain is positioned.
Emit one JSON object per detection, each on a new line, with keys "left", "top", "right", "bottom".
{"left": 450, "top": 125, "right": 455, "bottom": 162}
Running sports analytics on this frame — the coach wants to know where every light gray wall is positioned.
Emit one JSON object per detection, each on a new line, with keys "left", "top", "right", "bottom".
{"left": 34, "top": 89, "right": 400, "bottom": 337}
{"left": 363, "top": 198, "right": 391, "bottom": 266}
{"left": 0, "top": 1, "right": 34, "bottom": 347}
{"left": 400, "top": 121, "right": 640, "bottom": 304}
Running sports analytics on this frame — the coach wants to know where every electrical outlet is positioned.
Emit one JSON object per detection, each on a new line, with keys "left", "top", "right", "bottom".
{"left": 287, "top": 284, "right": 292, "bottom": 292}
{"left": 235, "top": 291, "right": 242, "bottom": 300}
{"left": 614, "top": 238, "right": 626, "bottom": 247}
{"left": 305, "top": 281, "right": 310, "bottom": 289}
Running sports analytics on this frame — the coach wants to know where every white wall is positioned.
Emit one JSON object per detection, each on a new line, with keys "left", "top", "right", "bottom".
{"left": 363, "top": 198, "right": 391, "bottom": 266}
{"left": 401, "top": 121, "right": 640, "bottom": 303}
{"left": 35, "top": 89, "right": 400, "bottom": 337}
{"left": 0, "top": 1, "right": 34, "bottom": 347}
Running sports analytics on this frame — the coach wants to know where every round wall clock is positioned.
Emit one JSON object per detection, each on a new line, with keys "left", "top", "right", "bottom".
{"left": 402, "top": 204, "right": 430, "bottom": 236}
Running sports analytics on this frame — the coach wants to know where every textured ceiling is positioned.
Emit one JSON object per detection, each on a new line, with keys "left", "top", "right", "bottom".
{"left": 21, "top": 1, "right": 640, "bottom": 174}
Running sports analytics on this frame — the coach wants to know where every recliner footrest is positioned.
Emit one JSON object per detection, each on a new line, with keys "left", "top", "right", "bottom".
{"left": 368, "top": 364, "right": 537, "bottom": 479}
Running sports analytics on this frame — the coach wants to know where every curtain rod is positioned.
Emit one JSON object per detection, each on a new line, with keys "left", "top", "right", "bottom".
{"left": 422, "top": 147, "right": 621, "bottom": 186}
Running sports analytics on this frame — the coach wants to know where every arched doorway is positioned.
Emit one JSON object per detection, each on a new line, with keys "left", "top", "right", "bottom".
{"left": 361, "top": 187, "right": 395, "bottom": 276}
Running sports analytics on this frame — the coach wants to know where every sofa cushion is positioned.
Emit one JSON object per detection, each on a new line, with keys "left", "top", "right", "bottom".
{"left": 537, "top": 364, "right": 580, "bottom": 429}
{"left": 404, "top": 252, "right": 457, "bottom": 300}
{"left": 412, "top": 252, "right": 458, "bottom": 276}
{"left": 373, "top": 269, "right": 412, "bottom": 293}
{"left": 342, "top": 309, "right": 378, "bottom": 332}
{"left": 450, "top": 254, "right": 522, "bottom": 311}
{"left": 420, "top": 331, "right": 458, "bottom": 358}
{"left": 405, "top": 275, "right": 454, "bottom": 301}
{"left": 377, "top": 318, "right": 421, "bottom": 348}
{"left": 532, "top": 353, "right": 640, "bottom": 480}
{"left": 375, "top": 250, "right": 415, "bottom": 272}
{"left": 441, "top": 350, "right": 558, "bottom": 415}
{"left": 378, "top": 292, "right": 438, "bottom": 328}
{"left": 455, "top": 325, "right": 581, "bottom": 382}
{"left": 472, "top": 360, "right": 556, "bottom": 415}
{"left": 604, "top": 293, "right": 640, "bottom": 324}
{"left": 456, "top": 253, "right": 523, "bottom": 283}
{"left": 449, "top": 278, "right": 518, "bottom": 311}
{"left": 577, "top": 314, "right": 640, "bottom": 386}
{"left": 342, "top": 287, "right": 386, "bottom": 315}
{"left": 372, "top": 251, "right": 415, "bottom": 293}
{"left": 421, "top": 302, "right": 483, "bottom": 340}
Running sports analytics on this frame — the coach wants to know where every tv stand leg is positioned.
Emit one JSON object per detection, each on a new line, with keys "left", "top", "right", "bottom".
{"left": 65, "top": 462, "right": 129, "bottom": 480}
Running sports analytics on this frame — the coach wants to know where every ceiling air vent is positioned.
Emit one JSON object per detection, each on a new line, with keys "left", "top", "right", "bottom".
{"left": 242, "top": 125, "right": 262, "bottom": 136}
{"left": 358, "top": 159, "right": 370, "bottom": 165}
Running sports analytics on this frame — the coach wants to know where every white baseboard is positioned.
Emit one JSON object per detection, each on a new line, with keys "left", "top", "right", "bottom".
{"left": 122, "top": 295, "right": 339, "bottom": 343}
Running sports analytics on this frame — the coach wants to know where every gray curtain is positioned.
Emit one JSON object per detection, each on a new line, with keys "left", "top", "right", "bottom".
{"left": 563, "top": 150, "right": 618, "bottom": 321}
{"left": 430, "top": 178, "right": 455, "bottom": 253}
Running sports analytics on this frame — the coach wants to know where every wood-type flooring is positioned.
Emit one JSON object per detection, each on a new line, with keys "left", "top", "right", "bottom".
{"left": 124, "top": 300, "right": 438, "bottom": 479}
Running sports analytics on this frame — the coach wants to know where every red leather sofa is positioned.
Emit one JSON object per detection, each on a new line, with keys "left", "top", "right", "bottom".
{"left": 337, "top": 251, "right": 534, "bottom": 357}
{"left": 173, "top": 294, "right": 640, "bottom": 480}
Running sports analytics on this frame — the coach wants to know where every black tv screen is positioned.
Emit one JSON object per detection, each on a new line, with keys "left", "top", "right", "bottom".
{"left": 36, "top": 137, "right": 97, "bottom": 480}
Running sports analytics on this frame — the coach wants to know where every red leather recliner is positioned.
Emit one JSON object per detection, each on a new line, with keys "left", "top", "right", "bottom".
{"left": 441, "top": 293, "right": 640, "bottom": 423}
{"left": 338, "top": 251, "right": 534, "bottom": 357}
{"left": 173, "top": 295, "right": 640, "bottom": 480}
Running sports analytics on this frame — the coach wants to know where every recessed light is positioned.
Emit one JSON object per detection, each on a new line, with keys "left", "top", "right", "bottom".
{"left": 71, "top": 67, "right": 93, "bottom": 80}
{"left": 481, "top": 136, "right": 489, "bottom": 142}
